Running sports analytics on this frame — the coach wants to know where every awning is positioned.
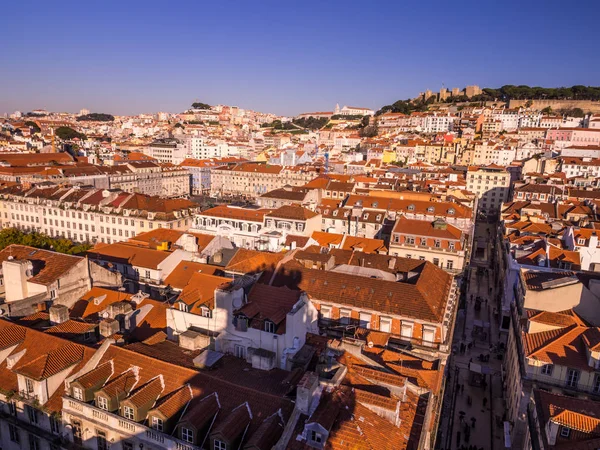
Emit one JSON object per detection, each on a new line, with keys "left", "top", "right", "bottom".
{"left": 469, "top": 361, "right": 492, "bottom": 375}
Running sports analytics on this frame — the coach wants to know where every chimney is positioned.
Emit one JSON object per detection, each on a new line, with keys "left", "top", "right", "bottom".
{"left": 100, "top": 318, "right": 120, "bottom": 337}
{"left": 49, "top": 304, "right": 69, "bottom": 325}
{"left": 388, "top": 257, "right": 396, "bottom": 270}
{"left": 296, "top": 372, "right": 319, "bottom": 415}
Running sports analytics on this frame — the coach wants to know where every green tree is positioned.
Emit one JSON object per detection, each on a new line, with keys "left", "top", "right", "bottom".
{"left": 191, "top": 102, "right": 211, "bottom": 109}
{"left": 24, "top": 121, "right": 41, "bottom": 133}
{"left": 55, "top": 126, "right": 86, "bottom": 140}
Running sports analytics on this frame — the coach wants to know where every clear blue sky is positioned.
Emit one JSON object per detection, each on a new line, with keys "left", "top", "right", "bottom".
{"left": 1, "top": 0, "right": 599, "bottom": 116}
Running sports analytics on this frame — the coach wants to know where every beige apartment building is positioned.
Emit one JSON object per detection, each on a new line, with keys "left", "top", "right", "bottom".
{"left": 0, "top": 185, "right": 199, "bottom": 245}
{"left": 210, "top": 162, "right": 315, "bottom": 198}
{"left": 466, "top": 165, "right": 511, "bottom": 215}
{"left": 388, "top": 216, "right": 467, "bottom": 273}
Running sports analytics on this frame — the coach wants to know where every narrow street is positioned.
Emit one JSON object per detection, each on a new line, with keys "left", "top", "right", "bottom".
{"left": 438, "top": 221, "right": 506, "bottom": 450}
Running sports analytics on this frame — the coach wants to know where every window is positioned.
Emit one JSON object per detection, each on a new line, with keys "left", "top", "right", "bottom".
{"left": 97, "top": 396, "right": 108, "bottom": 410}
{"left": 359, "top": 312, "right": 371, "bottom": 329}
{"left": 311, "top": 430, "right": 323, "bottom": 444}
{"left": 379, "top": 317, "right": 391, "bottom": 333}
{"left": 214, "top": 440, "right": 227, "bottom": 450}
{"left": 72, "top": 420, "right": 83, "bottom": 445}
{"left": 566, "top": 369, "right": 580, "bottom": 388}
{"left": 434, "top": 240, "right": 441, "bottom": 248}
{"left": 339, "top": 309, "right": 352, "bottom": 324}
{"left": 50, "top": 415, "right": 60, "bottom": 434}
{"left": 420, "top": 238, "right": 427, "bottom": 246}
{"left": 152, "top": 416, "right": 164, "bottom": 432}
{"left": 123, "top": 405, "right": 135, "bottom": 420}
{"left": 201, "top": 307, "right": 211, "bottom": 318}
{"left": 145, "top": 270, "right": 151, "bottom": 279}
{"left": 401, "top": 322, "right": 413, "bottom": 339}
{"left": 235, "top": 316, "right": 248, "bottom": 332}
{"left": 25, "top": 377, "right": 35, "bottom": 393}
{"left": 593, "top": 374, "right": 600, "bottom": 393}
{"left": 264, "top": 321, "right": 276, "bottom": 333}
{"left": 179, "top": 303, "right": 188, "bottom": 312}
{"left": 234, "top": 344, "right": 247, "bottom": 359}
{"left": 9, "top": 424, "right": 19, "bottom": 443}
{"left": 97, "top": 430, "right": 109, "bottom": 450}
{"left": 26, "top": 405, "right": 38, "bottom": 424}
{"left": 449, "top": 242, "right": 455, "bottom": 251}
{"left": 577, "top": 238, "right": 586, "bottom": 246}
{"left": 29, "top": 434, "right": 40, "bottom": 450}
{"left": 123, "top": 441, "right": 134, "bottom": 450}
{"left": 182, "top": 428, "right": 194, "bottom": 443}
{"left": 433, "top": 258, "right": 440, "bottom": 266}
{"left": 423, "top": 327, "right": 436, "bottom": 346}
{"left": 9, "top": 401, "right": 17, "bottom": 416}
{"left": 320, "top": 305, "right": 332, "bottom": 319}
{"left": 541, "top": 364, "right": 554, "bottom": 376}
{"left": 560, "top": 427, "right": 571, "bottom": 438}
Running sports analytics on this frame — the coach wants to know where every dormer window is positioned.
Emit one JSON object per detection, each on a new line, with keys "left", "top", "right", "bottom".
{"left": 181, "top": 428, "right": 194, "bottom": 444}
{"left": 214, "top": 440, "right": 227, "bottom": 450}
{"left": 151, "top": 417, "right": 163, "bottom": 431}
{"left": 264, "top": 320, "right": 276, "bottom": 333}
{"left": 179, "top": 303, "right": 188, "bottom": 312}
{"left": 448, "top": 208, "right": 455, "bottom": 215}
{"left": 578, "top": 238, "right": 586, "bottom": 245}
{"left": 201, "top": 307, "right": 211, "bottom": 318}
{"left": 420, "top": 238, "right": 427, "bottom": 246}
{"left": 73, "top": 387, "right": 83, "bottom": 401}
{"left": 408, "top": 204, "right": 415, "bottom": 211}
{"left": 25, "top": 378, "right": 34, "bottom": 394}
{"left": 97, "top": 396, "right": 108, "bottom": 410}
{"left": 333, "top": 210, "right": 338, "bottom": 217}
{"left": 311, "top": 431, "right": 323, "bottom": 444}
{"left": 427, "top": 206, "right": 435, "bottom": 213}
{"left": 123, "top": 406, "right": 135, "bottom": 420}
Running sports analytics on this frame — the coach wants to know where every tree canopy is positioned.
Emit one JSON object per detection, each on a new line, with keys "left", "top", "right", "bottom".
{"left": 293, "top": 116, "right": 329, "bottom": 130}
{"left": 376, "top": 99, "right": 428, "bottom": 116}
{"left": 77, "top": 113, "right": 115, "bottom": 122}
{"left": 191, "top": 102, "right": 211, "bottom": 109}
{"left": 0, "top": 228, "right": 91, "bottom": 255}
{"left": 55, "top": 126, "right": 86, "bottom": 140}
{"left": 24, "top": 121, "right": 41, "bottom": 133}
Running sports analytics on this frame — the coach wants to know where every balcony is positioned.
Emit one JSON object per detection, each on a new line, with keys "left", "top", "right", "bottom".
{"left": 63, "top": 397, "right": 202, "bottom": 450}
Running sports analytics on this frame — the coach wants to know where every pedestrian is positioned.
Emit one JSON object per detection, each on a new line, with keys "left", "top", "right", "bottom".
{"left": 461, "top": 384, "right": 465, "bottom": 393}
{"left": 483, "top": 397, "right": 488, "bottom": 407}
{"left": 470, "top": 416, "right": 476, "bottom": 428}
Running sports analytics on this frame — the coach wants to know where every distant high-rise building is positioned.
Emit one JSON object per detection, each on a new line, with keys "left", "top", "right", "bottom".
{"left": 78, "top": 108, "right": 90, "bottom": 116}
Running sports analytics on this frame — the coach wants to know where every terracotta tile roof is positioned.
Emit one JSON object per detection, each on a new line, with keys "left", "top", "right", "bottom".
{"left": 73, "top": 360, "right": 113, "bottom": 389}
{"left": 199, "top": 205, "right": 272, "bottom": 222}
{"left": 127, "top": 375, "right": 164, "bottom": 408}
{"left": 523, "top": 326, "right": 592, "bottom": 370}
{"left": 86, "top": 243, "right": 171, "bottom": 270}
{"left": 177, "top": 272, "right": 231, "bottom": 310}
{"left": 265, "top": 205, "right": 318, "bottom": 220}
{"left": 164, "top": 261, "right": 223, "bottom": 289}
{"left": 0, "top": 245, "right": 83, "bottom": 285}
{"left": 211, "top": 402, "right": 252, "bottom": 442}
{"left": 45, "top": 320, "right": 97, "bottom": 337}
{"left": 100, "top": 367, "right": 139, "bottom": 398}
{"left": 129, "top": 297, "right": 169, "bottom": 342}
{"left": 70, "top": 287, "right": 134, "bottom": 319}
{"left": 310, "top": 231, "right": 344, "bottom": 247}
{"left": 535, "top": 389, "right": 600, "bottom": 442}
{"left": 127, "top": 228, "right": 186, "bottom": 248}
{"left": 340, "top": 235, "right": 388, "bottom": 253}
{"left": 13, "top": 342, "right": 85, "bottom": 381}
{"left": 272, "top": 260, "right": 452, "bottom": 323}
{"left": 0, "top": 324, "right": 26, "bottom": 350}
{"left": 236, "top": 284, "right": 302, "bottom": 334}
{"left": 392, "top": 216, "right": 463, "bottom": 241}
{"left": 225, "top": 249, "right": 286, "bottom": 277}
{"left": 177, "top": 391, "right": 220, "bottom": 430}
{"left": 244, "top": 411, "right": 285, "bottom": 450}
{"left": 284, "top": 234, "right": 310, "bottom": 249}
{"left": 151, "top": 384, "right": 193, "bottom": 419}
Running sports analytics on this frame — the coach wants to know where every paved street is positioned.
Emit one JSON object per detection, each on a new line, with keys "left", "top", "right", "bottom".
{"left": 438, "top": 222, "right": 506, "bottom": 450}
